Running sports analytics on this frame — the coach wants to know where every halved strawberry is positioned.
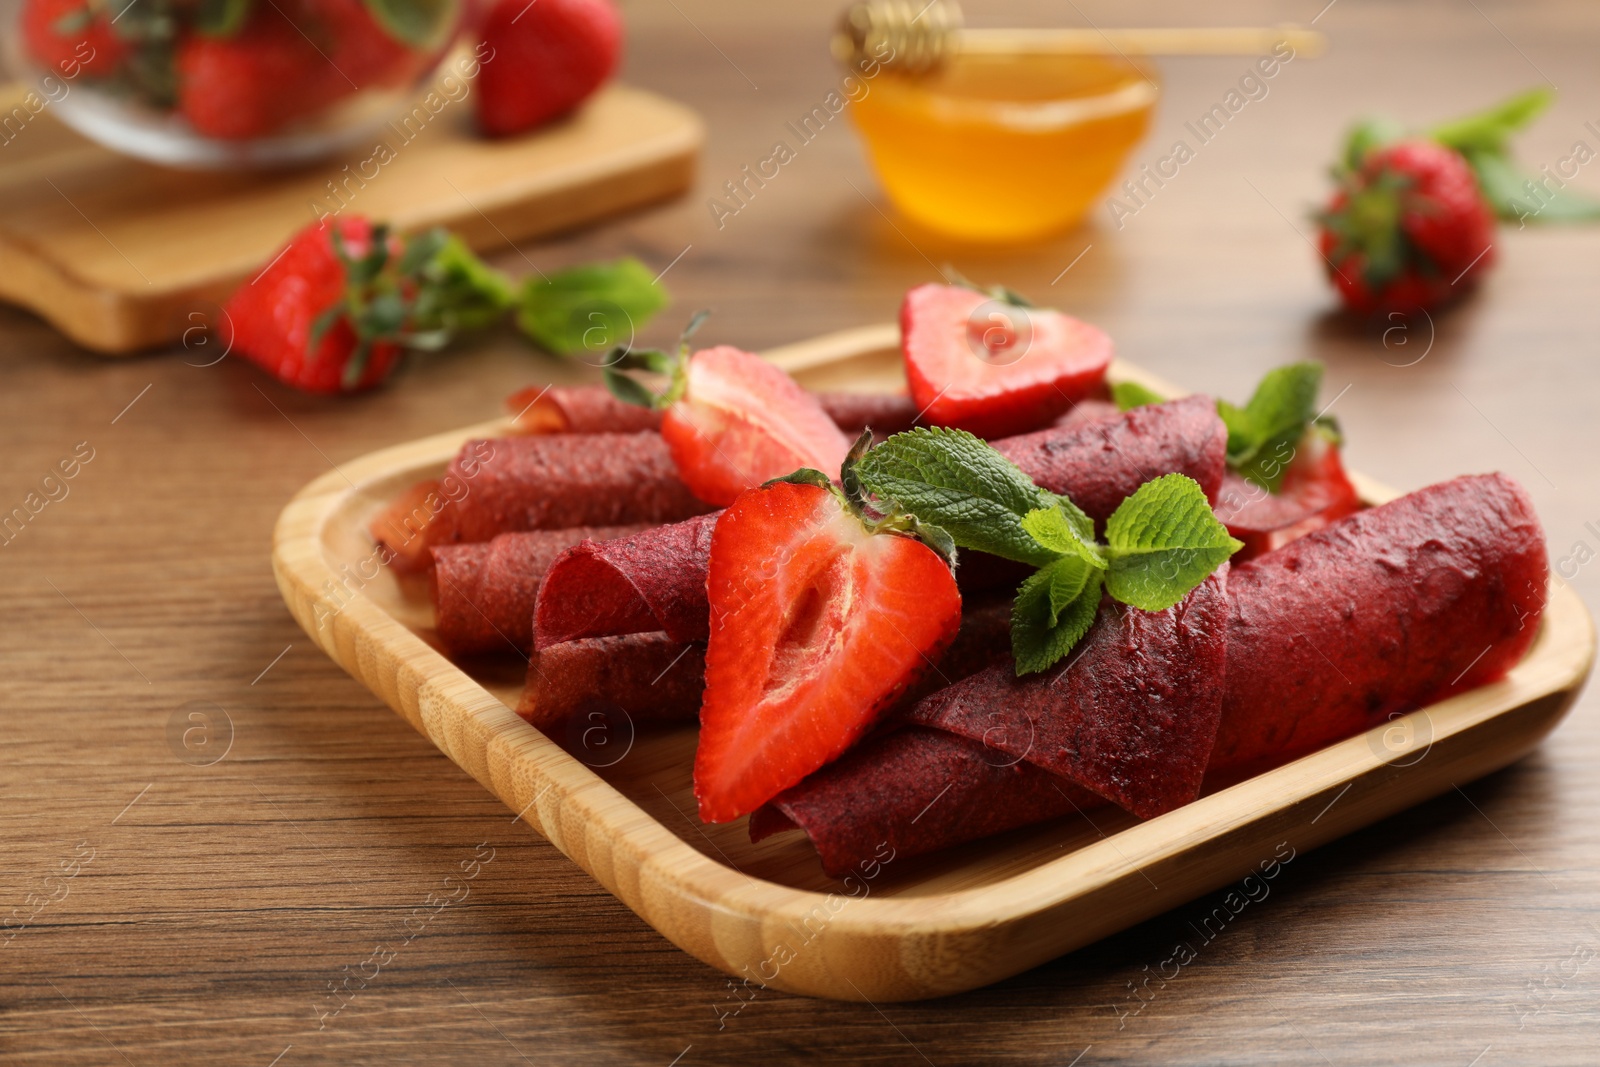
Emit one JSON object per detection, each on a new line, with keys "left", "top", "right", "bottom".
{"left": 902, "top": 282, "right": 1113, "bottom": 439}
{"left": 695, "top": 479, "right": 961, "bottom": 823}
{"left": 605, "top": 317, "right": 852, "bottom": 506}
{"left": 1215, "top": 429, "right": 1361, "bottom": 558}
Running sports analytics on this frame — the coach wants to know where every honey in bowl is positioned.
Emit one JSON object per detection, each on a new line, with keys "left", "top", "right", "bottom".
{"left": 850, "top": 51, "right": 1158, "bottom": 242}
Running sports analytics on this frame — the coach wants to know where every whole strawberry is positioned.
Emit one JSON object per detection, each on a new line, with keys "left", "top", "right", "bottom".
{"left": 175, "top": 5, "right": 333, "bottom": 140}
{"left": 224, "top": 217, "right": 513, "bottom": 394}
{"left": 21, "top": 0, "right": 127, "bottom": 77}
{"left": 1318, "top": 139, "right": 1496, "bottom": 315}
{"left": 476, "top": 0, "right": 622, "bottom": 138}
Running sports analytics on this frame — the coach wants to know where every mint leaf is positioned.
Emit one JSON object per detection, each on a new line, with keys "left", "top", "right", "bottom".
{"left": 1111, "top": 381, "right": 1164, "bottom": 411}
{"left": 1103, "top": 474, "right": 1241, "bottom": 611}
{"left": 1011, "top": 558, "right": 1103, "bottom": 675}
{"left": 1465, "top": 146, "right": 1600, "bottom": 224}
{"left": 517, "top": 258, "right": 668, "bottom": 358}
{"left": 853, "top": 427, "right": 1058, "bottom": 566}
{"left": 1220, "top": 362, "right": 1324, "bottom": 492}
{"left": 1021, "top": 501, "right": 1104, "bottom": 569}
{"left": 362, "top": 0, "right": 455, "bottom": 47}
{"left": 1430, "top": 87, "right": 1553, "bottom": 155}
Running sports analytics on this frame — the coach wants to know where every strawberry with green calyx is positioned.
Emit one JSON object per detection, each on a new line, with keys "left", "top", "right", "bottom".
{"left": 853, "top": 427, "right": 1241, "bottom": 674}
{"left": 1318, "top": 138, "right": 1496, "bottom": 315}
{"left": 229, "top": 217, "right": 674, "bottom": 395}
{"left": 1116, "top": 363, "right": 1360, "bottom": 558}
{"left": 225, "top": 217, "right": 513, "bottom": 394}
{"left": 694, "top": 433, "right": 962, "bottom": 823}
{"left": 604, "top": 314, "right": 852, "bottom": 506}
{"left": 901, "top": 278, "right": 1113, "bottom": 439}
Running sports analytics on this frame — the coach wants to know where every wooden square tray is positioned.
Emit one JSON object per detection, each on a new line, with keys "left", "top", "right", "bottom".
{"left": 271, "top": 324, "right": 1594, "bottom": 1001}
{"left": 0, "top": 81, "right": 701, "bottom": 353}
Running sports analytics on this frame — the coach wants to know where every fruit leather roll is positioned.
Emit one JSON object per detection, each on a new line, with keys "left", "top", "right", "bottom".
{"left": 508, "top": 384, "right": 919, "bottom": 436}
{"left": 536, "top": 514, "right": 720, "bottom": 647}
{"left": 534, "top": 397, "right": 1229, "bottom": 645}
{"left": 755, "top": 573, "right": 1230, "bottom": 874}
{"left": 518, "top": 632, "right": 707, "bottom": 737}
{"left": 992, "top": 394, "right": 1227, "bottom": 522}
{"left": 431, "top": 525, "right": 649, "bottom": 656}
{"left": 508, "top": 385, "right": 664, "bottom": 434}
{"left": 749, "top": 727, "right": 1097, "bottom": 878}
{"left": 379, "top": 432, "right": 715, "bottom": 569}
{"left": 815, "top": 392, "right": 921, "bottom": 437}
{"left": 1209, "top": 472, "right": 1548, "bottom": 779}
{"left": 372, "top": 434, "right": 705, "bottom": 571}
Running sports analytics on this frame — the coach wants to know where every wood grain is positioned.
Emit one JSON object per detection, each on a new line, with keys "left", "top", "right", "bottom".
{"left": 5, "top": 0, "right": 1600, "bottom": 1062}
{"left": 270, "top": 327, "right": 1593, "bottom": 1000}
{"left": 0, "top": 82, "right": 701, "bottom": 353}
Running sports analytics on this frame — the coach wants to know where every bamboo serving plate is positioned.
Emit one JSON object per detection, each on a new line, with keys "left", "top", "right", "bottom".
{"left": 271, "top": 324, "right": 1595, "bottom": 1001}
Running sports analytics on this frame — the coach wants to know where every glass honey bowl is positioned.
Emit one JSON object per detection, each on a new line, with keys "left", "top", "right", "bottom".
{"left": 849, "top": 50, "right": 1158, "bottom": 243}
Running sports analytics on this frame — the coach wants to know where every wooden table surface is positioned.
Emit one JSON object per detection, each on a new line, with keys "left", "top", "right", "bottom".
{"left": 5, "top": 1, "right": 1600, "bottom": 1063}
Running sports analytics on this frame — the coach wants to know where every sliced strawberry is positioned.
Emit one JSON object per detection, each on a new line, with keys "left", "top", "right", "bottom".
{"left": 901, "top": 283, "right": 1113, "bottom": 439}
{"left": 695, "top": 481, "right": 961, "bottom": 823}
{"left": 1215, "top": 430, "right": 1361, "bottom": 558}
{"left": 603, "top": 322, "right": 853, "bottom": 506}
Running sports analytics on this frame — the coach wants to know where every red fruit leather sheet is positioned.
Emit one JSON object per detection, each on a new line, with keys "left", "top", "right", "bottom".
{"left": 444, "top": 433, "right": 713, "bottom": 544}
{"left": 1209, "top": 472, "right": 1548, "bottom": 779}
{"left": 505, "top": 384, "right": 920, "bottom": 438}
{"left": 507, "top": 386, "right": 664, "bottom": 435}
{"left": 518, "top": 632, "right": 706, "bottom": 736}
{"left": 430, "top": 525, "right": 649, "bottom": 655}
{"left": 909, "top": 570, "right": 1230, "bottom": 820}
{"left": 992, "top": 394, "right": 1227, "bottom": 522}
{"left": 534, "top": 514, "right": 720, "bottom": 648}
{"left": 750, "top": 727, "right": 1100, "bottom": 879}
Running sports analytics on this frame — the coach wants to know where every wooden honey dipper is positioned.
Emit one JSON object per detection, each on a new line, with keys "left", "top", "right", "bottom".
{"left": 832, "top": 0, "right": 1326, "bottom": 74}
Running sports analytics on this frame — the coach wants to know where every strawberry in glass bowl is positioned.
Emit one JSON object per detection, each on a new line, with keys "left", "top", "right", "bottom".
{"left": 4, "top": 0, "right": 467, "bottom": 168}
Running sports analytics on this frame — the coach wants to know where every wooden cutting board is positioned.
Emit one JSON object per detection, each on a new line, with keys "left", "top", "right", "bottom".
{"left": 270, "top": 326, "right": 1595, "bottom": 1001}
{"left": 0, "top": 82, "right": 702, "bottom": 354}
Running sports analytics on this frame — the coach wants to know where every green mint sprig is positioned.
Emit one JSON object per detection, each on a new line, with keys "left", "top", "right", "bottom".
{"left": 854, "top": 427, "right": 1241, "bottom": 674}
{"left": 1216, "top": 362, "right": 1341, "bottom": 493}
{"left": 517, "top": 258, "right": 669, "bottom": 359}
{"left": 1112, "top": 365, "right": 1342, "bottom": 495}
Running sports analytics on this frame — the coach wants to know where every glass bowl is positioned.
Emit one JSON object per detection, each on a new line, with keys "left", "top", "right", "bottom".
{"left": 849, "top": 51, "right": 1159, "bottom": 242}
{"left": 4, "top": 0, "right": 467, "bottom": 169}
